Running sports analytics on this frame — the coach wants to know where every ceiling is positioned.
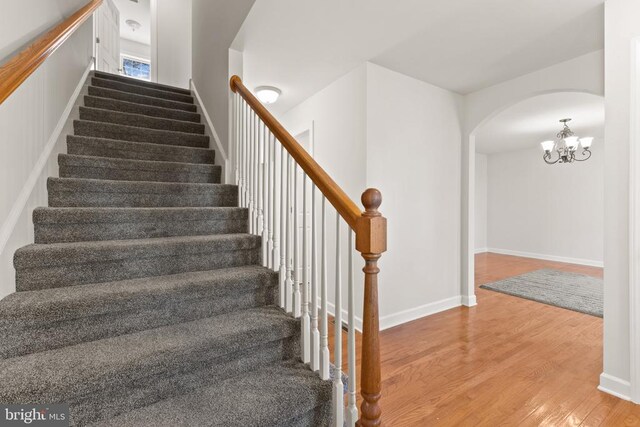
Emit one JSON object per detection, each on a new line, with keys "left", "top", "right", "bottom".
{"left": 474, "top": 92, "right": 604, "bottom": 154}
{"left": 112, "top": 0, "right": 150, "bottom": 46}
{"left": 232, "top": 0, "right": 604, "bottom": 114}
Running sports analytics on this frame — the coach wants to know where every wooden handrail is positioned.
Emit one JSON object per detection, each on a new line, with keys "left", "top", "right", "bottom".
{"left": 230, "top": 75, "right": 362, "bottom": 231}
{"left": 231, "top": 75, "right": 386, "bottom": 426}
{"left": 0, "top": 0, "right": 102, "bottom": 105}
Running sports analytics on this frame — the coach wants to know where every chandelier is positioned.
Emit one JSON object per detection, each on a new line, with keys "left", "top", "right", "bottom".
{"left": 540, "top": 119, "right": 593, "bottom": 164}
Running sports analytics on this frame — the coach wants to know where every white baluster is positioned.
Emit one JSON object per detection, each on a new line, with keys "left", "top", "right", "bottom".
{"left": 239, "top": 101, "right": 245, "bottom": 207}
{"left": 242, "top": 102, "right": 248, "bottom": 209}
{"left": 320, "top": 197, "right": 330, "bottom": 380}
{"left": 301, "top": 173, "right": 310, "bottom": 362}
{"left": 266, "top": 130, "right": 273, "bottom": 269}
{"left": 346, "top": 230, "right": 358, "bottom": 426}
{"left": 285, "top": 154, "right": 294, "bottom": 313}
{"left": 252, "top": 112, "right": 260, "bottom": 235}
{"left": 248, "top": 111, "right": 255, "bottom": 233}
{"left": 310, "top": 183, "right": 320, "bottom": 372}
{"left": 271, "top": 132, "right": 278, "bottom": 271}
{"left": 279, "top": 145, "right": 287, "bottom": 308}
{"left": 293, "top": 164, "right": 301, "bottom": 318}
{"left": 333, "top": 215, "right": 344, "bottom": 427}
{"left": 260, "top": 124, "right": 268, "bottom": 266}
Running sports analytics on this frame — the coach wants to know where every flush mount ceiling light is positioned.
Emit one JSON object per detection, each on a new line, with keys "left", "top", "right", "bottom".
{"left": 540, "top": 118, "right": 593, "bottom": 165}
{"left": 125, "top": 19, "right": 142, "bottom": 32}
{"left": 255, "top": 86, "right": 281, "bottom": 104}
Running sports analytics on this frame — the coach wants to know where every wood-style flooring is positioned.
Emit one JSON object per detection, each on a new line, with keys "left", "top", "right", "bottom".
{"left": 331, "top": 252, "right": 640, "bottom": 426}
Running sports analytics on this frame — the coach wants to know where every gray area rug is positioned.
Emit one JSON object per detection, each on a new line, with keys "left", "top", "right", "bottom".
{"left": 480, "top": 269, "right": 603, "bottom": 317}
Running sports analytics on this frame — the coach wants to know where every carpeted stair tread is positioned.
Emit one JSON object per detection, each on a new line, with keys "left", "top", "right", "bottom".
{"left": 90, "top": 361, "right": 332, "bottom": 427}
{"left": 48, "top": 177, "right": 238, "bottom": 208}
{"left": 87, "top": 86, "right": 197, "bottom": 112}
{"left": 91, "top": 77, "right": 194, "bottom": 104}
{"left": 15, "top": 233, "right": 261, "bottom": 291}
{"left": 67, "top": 135, "right": 215, "bottom": 164}
{"left": 84, "top": 95, "right": 201, "bottom": 123}
{"left": 0, "top": 266, "right": 277, "bottom": 357}
{"left": 79, "top": 106, "right": 205, "bottom": 134}
{"left": 0, "top": 307, "right": 298, "bottom": 405}
{"left": 33, "top": 206, "right": 247, "bottom": 243}
{"left": 58, "top": 154, "right": 221, "bottom": 183}
{"left": 74, "top": 120, "right": 209, "bottom": 148}
{"left": 93, "top": 71, "right": 192, "bottom": 96}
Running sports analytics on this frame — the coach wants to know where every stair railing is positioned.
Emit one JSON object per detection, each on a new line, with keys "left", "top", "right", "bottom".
{"left": 230, "top": 75, "right": 386, "bottom": 427}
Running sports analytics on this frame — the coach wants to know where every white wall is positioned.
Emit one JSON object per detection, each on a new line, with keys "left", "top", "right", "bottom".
{"left": 120, "top": 38, "right": 150, "bottom": 61}
{"left": 600, "top": 0, "right": 640, "bottom": 401}
{"left": 485, "top": 146, "right": 604, "bottom": 266}
{"left": 281, "top": 64, "right": 368, "bottom": 326}
{"left": 153, "top": 0, "right": 192, "bottom": 88}
{"left": 366, "top": 63, "right": 463, "bottom": 328}
{"left": 0, "top": 14, "right": 94, "bottom": 299}
{"left": 475, "top": 153, "right": 487, "bottom": 252}
{"left": 280, "top": 63, "right": 464, "bottom": 329}
{"left": 0, "top": 0, "right": 88, "bottom": 64}
{"left": 192, "top": 0, "right": 255, "bottom": 156}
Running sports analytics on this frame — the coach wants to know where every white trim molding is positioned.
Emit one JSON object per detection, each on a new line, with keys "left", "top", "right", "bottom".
{"left": 326, "top": 301, "right": 363, "bottom": 333}
{"left": 474, "top": 247, "right": 488, "bottom": 254}
{"left": 190, "top": 79, "right": 229, "bottom": 183}
{"left": 0, "top": 60, "right": 93, "bottom": 256}
{"left": 379, "top": 296, "right": 462, "bottom": 331}
{"left": 629, "top": 36, "right": 640, "bottom": 404}
{"left": 599, "top": 373, "right": 631, "bottom": 402}
{"left": 486, "top": 248, "right": 604, "bottom": 268}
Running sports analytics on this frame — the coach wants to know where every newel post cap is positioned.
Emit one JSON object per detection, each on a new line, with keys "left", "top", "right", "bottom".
{"left": 356, "top": 188, "right": 387, "bottom": 255}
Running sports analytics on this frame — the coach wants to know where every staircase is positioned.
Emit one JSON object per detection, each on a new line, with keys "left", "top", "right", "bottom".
{"left": 0, "top": 71, "right": 332, "bottom": 426}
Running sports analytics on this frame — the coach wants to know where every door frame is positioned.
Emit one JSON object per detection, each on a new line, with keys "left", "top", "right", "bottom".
{"left": 629, "top": 36, "right": 640, "bottom": 404}
{"left": 150, "top": 0, "right": 158, "bottom": 83}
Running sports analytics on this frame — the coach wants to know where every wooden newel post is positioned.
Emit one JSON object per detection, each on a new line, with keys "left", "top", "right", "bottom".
{"left": 356, "top": 188, "right": 387, "bottom": 427}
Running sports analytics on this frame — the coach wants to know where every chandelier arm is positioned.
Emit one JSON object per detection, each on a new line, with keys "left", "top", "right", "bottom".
{"left": 543, "top": 151, "right": 560, "bottom": 165}
{"left": 573, "top": 148, "right": 592, "bottom": 162}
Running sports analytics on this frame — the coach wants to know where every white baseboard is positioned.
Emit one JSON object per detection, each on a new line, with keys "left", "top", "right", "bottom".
{"left": 0, "top": 61, "right": 93, "bottom": 256}
{"left": 462, "top": 294, "right": 477, "bottom": 307}
{"left": 486, "top": 247, "right": 604, "bottom": 268}
{"left": 324, "top": 295, "right": 463, "bottom": 332}
{"left": 599, "top": 372, "right": 631, "bottom": 401}
{"left": 474, "top": 248, "right": 488, "bottom": 254}
{"left": 189, "top": 79, "right": 229, "bottom": 182}
{"left": 379, "top": 296, "right": 462, "bottom": 331}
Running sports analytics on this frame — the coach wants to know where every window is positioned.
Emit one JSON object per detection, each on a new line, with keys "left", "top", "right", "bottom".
{"left": 121, "top": 55, "right": 151, "bottom": 81}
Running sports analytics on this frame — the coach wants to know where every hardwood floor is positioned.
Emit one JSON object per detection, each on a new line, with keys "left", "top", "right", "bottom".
{"left": 331, "top": 252, "right": 640, "bottom": 426}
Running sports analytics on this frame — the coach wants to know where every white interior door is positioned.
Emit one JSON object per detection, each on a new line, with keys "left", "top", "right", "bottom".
{"left": 95, "top": 0, "right": 120, "bottom": 73}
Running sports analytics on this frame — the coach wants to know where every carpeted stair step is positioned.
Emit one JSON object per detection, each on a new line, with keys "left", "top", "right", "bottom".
{"left": 58, "top": 154, "right": 221, "bottom": 184}
{"left": 84, "top": 95, "right": 201, "bottom": 123}
{"left": 67, "top": 135, "right": 215, "bottom": 164}
{"left": 0, "top": 307, "right": 300, "bottom": 426}
{"left": 33, "top": 207, "right": 247, "bottom": 243}
{"left": 48, "top": 178, "right": 238, "bottom": 208}
{"left": 91, "top": 77, "right": 194, "bottom": 104}
{"left": 79, "top": 106, "right": 205, "bottom": 134}
{"left": 91, "top": 361, "right": 332, "bottom": 427}
{"left": 74, "top": 120, "right": 209, "bottom": 148}
{"left": 93, "top": 71, "right": 192, "bottom": 96}
{"left": 88, "top": 86, "right": 197, "bottom": 112}
{"left": 0, "top": 266, "right": 277, "bottom": 358}
{"left": 14, "top": 234, "right": 261, "bottom": 291}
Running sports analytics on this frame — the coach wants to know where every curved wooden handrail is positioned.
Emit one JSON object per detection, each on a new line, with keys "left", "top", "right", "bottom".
{"left": 0, "top": 0, "right": 102, "bottom": 105}
{"left": 230, "top": 75, "right": 362, "bottom": 230}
